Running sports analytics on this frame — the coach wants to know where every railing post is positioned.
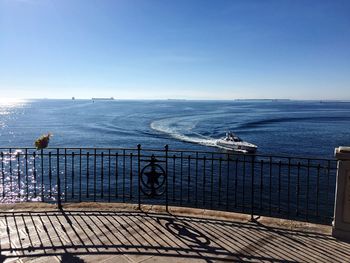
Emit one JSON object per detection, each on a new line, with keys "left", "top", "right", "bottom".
{"left": 57, "top": 149, "right": 62, "bottom": 210}
{"left": 333, "top": 146, "right": 350, "bottom": 240}
{"left": 165, "top": 145, "right": 169, "bottom": 212}
{"left": 250, "top": 155, "right": 255, "bottom": 221}
{"left": 137, "top": 144, "right": 141, "bottom": 210}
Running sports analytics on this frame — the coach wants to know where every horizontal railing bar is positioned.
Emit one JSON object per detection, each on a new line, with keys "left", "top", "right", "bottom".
{"left": 141, "top": 148, "right": 337, "bottom": 161}
{"left": 0, "top": 152, "right": 336, "bottom": 170}
{"left": 0, "top": 159, "right": 336, "bottom": 174}
{"left": 0, "top": 147, "right": 337, "bottom": 162}
{"left": 0, "top": 150, "right": 337, "bottom": 164}
{"left": 0, "top": 147, "right": 139, "bottom": 151}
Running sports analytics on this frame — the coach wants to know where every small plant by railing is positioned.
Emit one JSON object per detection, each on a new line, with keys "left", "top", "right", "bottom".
{"left": 0, "top": 145, "right": 337, "bottom": 224}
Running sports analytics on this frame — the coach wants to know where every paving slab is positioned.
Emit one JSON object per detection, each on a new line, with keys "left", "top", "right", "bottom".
{"left": 0, "top": 202, "right": 349, "bottom": 262}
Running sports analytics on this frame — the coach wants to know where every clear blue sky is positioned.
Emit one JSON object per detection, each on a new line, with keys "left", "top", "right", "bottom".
{"left": 1, "top": 0, "right": 349, "bottom": 100}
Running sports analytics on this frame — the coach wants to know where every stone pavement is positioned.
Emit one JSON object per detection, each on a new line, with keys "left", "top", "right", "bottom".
{"left": 0, "top": 203, "right": 350, "bottom": 262}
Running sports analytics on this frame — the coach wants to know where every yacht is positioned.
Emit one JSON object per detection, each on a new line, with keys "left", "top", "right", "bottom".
{"left": 216, "top": 132, "right": 257, "bottom": 153}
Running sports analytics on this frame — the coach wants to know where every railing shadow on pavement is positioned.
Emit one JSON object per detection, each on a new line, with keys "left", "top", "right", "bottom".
{"left": 0, "top": 209, "right": 350, "bottom": 263}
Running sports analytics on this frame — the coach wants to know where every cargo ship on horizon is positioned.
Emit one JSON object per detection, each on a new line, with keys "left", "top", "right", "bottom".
{"left": 92, "top": 97, "right": 115, "bottom": 101}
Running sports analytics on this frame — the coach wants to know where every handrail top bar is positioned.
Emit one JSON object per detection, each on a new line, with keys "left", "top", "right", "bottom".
{"left": 0, "top": 146, "right": 336, "bottom": 161}
{"left": 147, "top": 148, "right": 336, "bottom": 161}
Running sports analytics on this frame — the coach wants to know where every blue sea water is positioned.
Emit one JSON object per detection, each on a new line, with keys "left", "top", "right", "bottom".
{"left": 1, "top": 99, "right": 350, "bottom": 158}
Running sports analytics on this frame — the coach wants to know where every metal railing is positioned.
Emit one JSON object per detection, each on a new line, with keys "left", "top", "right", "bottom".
{"left": 0, "top": 146, "right": 337, "bottom": 224}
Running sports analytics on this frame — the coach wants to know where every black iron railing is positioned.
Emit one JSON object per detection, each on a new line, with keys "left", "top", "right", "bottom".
{"left": 0, "top": 146, "right": 337, "bottom": 224}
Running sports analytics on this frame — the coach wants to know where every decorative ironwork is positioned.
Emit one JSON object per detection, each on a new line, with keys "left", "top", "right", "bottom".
{"left": 0, "top": 145, "right": 337, "bottom": 224}
{"left": 140, "top": 155, "right": 166, "bottom": 197}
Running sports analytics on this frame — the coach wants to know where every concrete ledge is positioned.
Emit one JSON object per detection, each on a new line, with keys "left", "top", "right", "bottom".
{"left": 0, "top": 202, "right": 331, "bottom": 235}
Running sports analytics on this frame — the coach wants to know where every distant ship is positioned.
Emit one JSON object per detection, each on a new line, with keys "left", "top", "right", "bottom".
{"left": 92, "top": 97, "right": 115, "bottom": 101}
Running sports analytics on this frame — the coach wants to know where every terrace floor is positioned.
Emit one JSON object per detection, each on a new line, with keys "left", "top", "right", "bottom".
{"left": 0, "top": 203, "right": 349, "bottom": 263}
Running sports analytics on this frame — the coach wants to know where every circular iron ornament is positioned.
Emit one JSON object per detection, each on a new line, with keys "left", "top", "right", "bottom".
{"left": 140, "top": 159, "right": 166, "bottom": 197}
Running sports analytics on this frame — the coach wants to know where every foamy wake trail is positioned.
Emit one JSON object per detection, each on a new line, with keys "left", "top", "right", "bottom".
{"left": 151, "top": 117, "right": 220, "bottom": 148}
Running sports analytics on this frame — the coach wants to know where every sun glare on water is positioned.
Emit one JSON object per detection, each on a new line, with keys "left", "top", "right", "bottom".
{"left": 0, "top": 98, "right": 27, "bottom": 117}
{"left": 0, "top": 98, "right": 26, "bottom": 107}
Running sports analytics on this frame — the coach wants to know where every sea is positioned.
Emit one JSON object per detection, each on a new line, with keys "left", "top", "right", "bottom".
{"left": 0, "top": 99, "right": 348, "bottom": 223}
{"left": 1, "top": 99, "right": 350, "bottom": 158}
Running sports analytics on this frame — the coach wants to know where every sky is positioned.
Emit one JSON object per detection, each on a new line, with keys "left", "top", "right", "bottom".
{"left": 0, "top": 0, "right": 350, "bottom": 100}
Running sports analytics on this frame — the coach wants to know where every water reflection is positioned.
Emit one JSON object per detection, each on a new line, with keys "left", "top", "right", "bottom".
{"left": 0, "top": 98, "right": 26, "bottom": 107}
{"left": 0, "top": 99, "right": 27, "bottom": 130}
{"left": 0, "top": 149, "right": 56, "bottom": 203}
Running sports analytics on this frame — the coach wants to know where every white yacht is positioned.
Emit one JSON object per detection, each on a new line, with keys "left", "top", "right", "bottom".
{"left": 216, "top": 132, "right": 257, "bottom": 153}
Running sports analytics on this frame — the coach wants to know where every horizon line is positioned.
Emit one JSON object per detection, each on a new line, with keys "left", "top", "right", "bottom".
{"left": 2, "top": 97, "right": 350, "bottom": 102}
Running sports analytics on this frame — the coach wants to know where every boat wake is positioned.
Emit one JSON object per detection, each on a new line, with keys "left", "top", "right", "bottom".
{"left": 150, "top": 114, "right": 259, "bottom": 152}
{"left": 150, "top": 116, "right": 223, "bottom": 148}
